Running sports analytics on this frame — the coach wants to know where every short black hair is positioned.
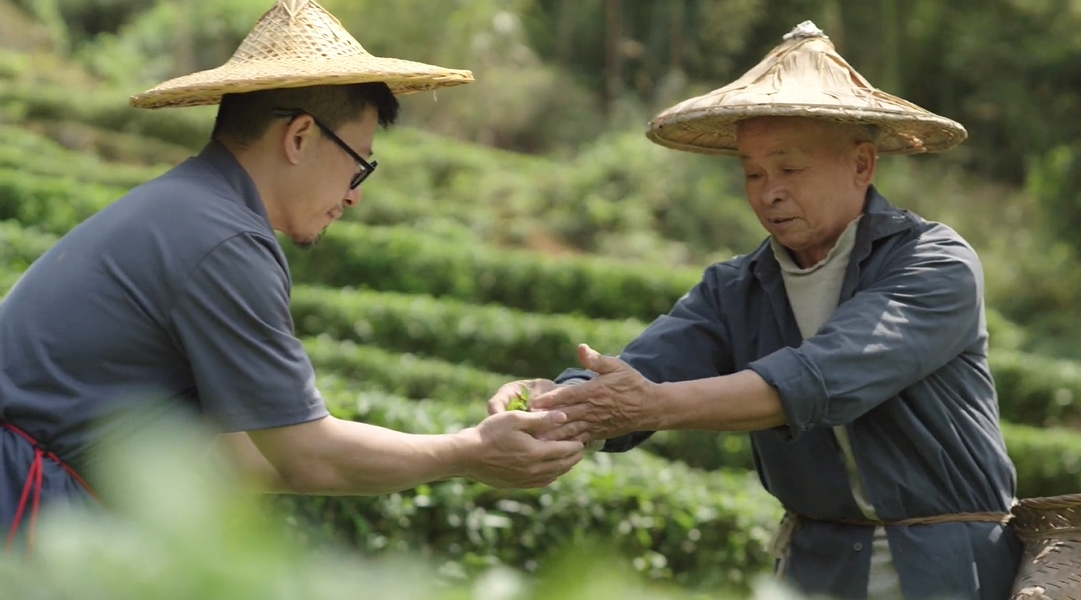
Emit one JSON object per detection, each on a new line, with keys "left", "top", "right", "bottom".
{"left": 211, "top": 82, "right": 400, "bottom": 147}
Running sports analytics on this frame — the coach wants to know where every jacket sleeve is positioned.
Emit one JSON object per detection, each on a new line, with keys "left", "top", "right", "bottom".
{"left": 556, "top": 264, "right": 736, "bottom": 452}
{"left": 747, "top": 224, "right": 985, "bottom": 440}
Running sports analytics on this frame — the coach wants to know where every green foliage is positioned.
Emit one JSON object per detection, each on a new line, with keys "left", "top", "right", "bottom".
{"left": 339, "top": 126, "right": 757, "bottom": 266}
{"left": 643, "top": 422, "right": 1081, "bottom": 500}
{"left": 1027, "top": 145, "right": 1079, "bottom": 236}
{"left": 642, "top": 430, "right": 757, "bottom": 473}
{"left": 4, "top": 199, "right": 1081, "bottom": 431}
{"left": 0, "top": 269, "right": 22, "bottom": 294}
{"left": 284, "top": 221, "right": 702, "bottom": 322}
{"left": 0, "top": 219, "right": 56, "bottom": 271}
{"left": 523, "top": 0, "right": 766, "bottom": 108}
{"left": 322, "top": 0, "right": 608, "bottom": 153}
{"left": 278, "top": 452, "right": 778, "bottom": 594}
{"left": 3, "top": 413, "right": 794, "bottom": 600}
{"left": 0, "top": 124, "right": 168, "bottom": 187}
{"left": 0, "top": 168, "right": 122, "bottom": 234}
{"left": 507, "top": 386, "right": 531, "bottom": 411}
{"left": 291, "top": 285, "right": 645, "bottom": 378}
{"left": 14, "top": 0, "right": 71, "bottom": 54}
{"left": 991, "top": 349, "right": 1081, "bottom": 428}
{"left": 280, "top": 379, "right": 783, "bottom": 594}
{"left": 295, "top": 282, "right": 1081, "bottom": 430}
{"left": 1002, "top": 422, "right": 1081, "bottom": 499}
{"left": 303, "top": 336, "right": 508, "bottom": 406}
{"left": 7, "top": 4, "right": 1081, "bottom": 594}
{"left": 0, "top": 55, "right": 215, "bottom": 151}
{"left": 72, "top": 0, "right": 278, "bottom": 86}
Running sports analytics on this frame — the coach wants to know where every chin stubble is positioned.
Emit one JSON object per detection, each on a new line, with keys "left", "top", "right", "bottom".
{"left": 293, "top": 228, "right": 327, "bottom": 251}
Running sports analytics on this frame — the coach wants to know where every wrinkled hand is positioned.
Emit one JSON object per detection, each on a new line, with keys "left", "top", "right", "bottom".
{"left": 462, "top": 409, "right": 584, "bottom": 489}
{"left": 487, "top": 379, "right": 559, "bottom": 415}
{"left": 530, "top": 344, "right": 658, "bottom": 443}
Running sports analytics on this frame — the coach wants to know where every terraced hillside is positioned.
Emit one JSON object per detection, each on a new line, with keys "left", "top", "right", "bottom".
{"left": 3, "top": 46, "right": 1081, "bottom": 594}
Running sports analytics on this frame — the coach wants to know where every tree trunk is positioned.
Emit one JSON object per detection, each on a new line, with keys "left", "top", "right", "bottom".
{"left": 604, "top": 0, "right": 623, "bottom": 113}
{"left": 670, "top": 0, "right": 684, "bottom": 72}
{"left": 172, "top": 0, "right": 196, "bottom": 76}
{"left": 556, "top": 0, "right": 576, "bottom": 65}
{"left": 820, "top": 0, "right": 845, "bottom": 54}
{"left": 880, "top": 0, "right": 901, "bottom": 94}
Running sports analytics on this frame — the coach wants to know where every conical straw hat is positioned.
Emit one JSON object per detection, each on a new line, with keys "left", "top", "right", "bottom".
{"left": 646, "top": 21, "right": 966, "bottom": 156}
{"left": 130, "top": 0, "right": 474, "bottom": 110}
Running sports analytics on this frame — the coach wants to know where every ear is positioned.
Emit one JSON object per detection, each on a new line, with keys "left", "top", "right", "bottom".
{"left": 280, "top": 115, "right": 318, "bottom": 166}
{"left": 853, "top": 141, "right": 877, "bottom": 187}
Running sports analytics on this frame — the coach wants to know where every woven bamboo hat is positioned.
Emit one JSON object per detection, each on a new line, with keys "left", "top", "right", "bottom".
{"left": 129, "top": 0, "right": 474, "bottom": 110}
{"left": 646, "top": 21, "right": 967, "bottom": 156}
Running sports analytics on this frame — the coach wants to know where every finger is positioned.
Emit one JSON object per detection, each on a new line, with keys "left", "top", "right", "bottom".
{"left": 533, "top": 438, "right": 585, "bottom": 461}
{"left": 488, "top": 381, "right": 533, "bottom": 415}
{"left": 535, "top": 419, "right": 593, "bottom": 443}
{"left": 530, "top": 452, "right": 585, "bottom": 483}
{"left": 512, "top": 408, "right": 568, "bottom": 433}
{"left": 529, "top": 383, "right": 592, "bottom": 411}
{"left": 577, "top": 343, "right": 624, "bottom": 375}
{"left": 535, "top": 409, "right": 600, "bottom": 444}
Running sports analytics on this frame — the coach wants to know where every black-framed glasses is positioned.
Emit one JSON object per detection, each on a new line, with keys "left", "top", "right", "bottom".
{"left": 271, "top": 107, "right": 378, "bottom": 190}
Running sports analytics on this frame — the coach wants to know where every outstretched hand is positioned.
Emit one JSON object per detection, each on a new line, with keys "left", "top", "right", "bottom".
{"left": 528, "top": 344, "right": 658, "bottom": 443}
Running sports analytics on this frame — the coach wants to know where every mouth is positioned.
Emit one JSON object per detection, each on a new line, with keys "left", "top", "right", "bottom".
{"left": 769, "top": 216, "right": 798, "bottom": 227}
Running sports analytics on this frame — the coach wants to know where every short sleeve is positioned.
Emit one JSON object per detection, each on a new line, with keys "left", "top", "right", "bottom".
{"left": 169, "top": 233, "right": 328, "bottom": 432}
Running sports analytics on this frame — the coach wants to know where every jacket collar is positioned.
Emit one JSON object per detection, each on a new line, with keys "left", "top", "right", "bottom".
{"left": 749, "top": 185, "right": 920, "bottom": 278}
{"left": 748, "top": 186, "right": 921, "bottom": 344}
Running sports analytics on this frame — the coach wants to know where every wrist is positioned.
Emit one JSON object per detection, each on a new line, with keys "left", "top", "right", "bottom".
{"left": 446, "top": 428, "right": 482, "bottom": 480}
{"left": 645, "top": 381, "right": 676, "bottom": 431}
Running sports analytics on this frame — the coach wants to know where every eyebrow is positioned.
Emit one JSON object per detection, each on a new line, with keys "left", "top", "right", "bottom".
{"left": 739, "top": 149, "right": 793, "bottom": 161}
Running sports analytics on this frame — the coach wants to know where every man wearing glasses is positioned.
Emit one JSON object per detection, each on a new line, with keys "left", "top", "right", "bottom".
{"left": 0, "top": 0, "right": 583, "bottom": 552}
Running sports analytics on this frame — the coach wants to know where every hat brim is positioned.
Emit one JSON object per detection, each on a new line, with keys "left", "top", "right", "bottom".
{"left": 129, "top": 55, "right": 474, "bottom": 109}
{"left": 646, "top": 103, "right": 968, "bottom": 157}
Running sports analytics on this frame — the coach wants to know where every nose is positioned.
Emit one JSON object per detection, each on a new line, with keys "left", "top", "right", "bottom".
{"left": 759, "top": 179, "right": 786, "bottom": 207}
{"left": 343, "top": 186, "right": 362, "bottom": 207}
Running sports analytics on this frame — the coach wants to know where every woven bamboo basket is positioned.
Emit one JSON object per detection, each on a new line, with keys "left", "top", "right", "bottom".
{"left": 1009, "top": 494, "right": 1081, "bottom": 599}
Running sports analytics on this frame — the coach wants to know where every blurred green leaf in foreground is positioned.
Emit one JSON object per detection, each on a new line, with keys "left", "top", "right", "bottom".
{"left": 0, "top": 410, "right": 807, "bottom": 600}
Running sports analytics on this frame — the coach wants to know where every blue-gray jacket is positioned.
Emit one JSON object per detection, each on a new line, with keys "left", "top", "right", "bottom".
{"left": 558, "top": 187, "right": 1023, "bottom": 600}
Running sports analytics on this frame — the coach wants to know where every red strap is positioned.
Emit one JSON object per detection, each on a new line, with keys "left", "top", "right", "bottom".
{"left": 2, "top": 423, "right": 99, "bottom": 556}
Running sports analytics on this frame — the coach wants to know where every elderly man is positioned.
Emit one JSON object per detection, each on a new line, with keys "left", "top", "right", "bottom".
{"left": 0, "top": 0, "right": 583, "bottom": 553}
{"left": 491, "top": 22, "right": 1022, "bottom": 600}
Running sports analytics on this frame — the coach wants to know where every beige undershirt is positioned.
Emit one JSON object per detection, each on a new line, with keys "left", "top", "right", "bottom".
{"left": 772, "top": 216, "right": 902, "bottom": 598}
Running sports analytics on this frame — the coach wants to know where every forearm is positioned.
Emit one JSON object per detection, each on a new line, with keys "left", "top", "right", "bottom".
{"left": 250, "top": 416, "right": 474, "bottom": 496}
{"left": 210, "top": 432, "right": 293, "bottom": 493}
{"left": 649, "top": 370, "right": 787, "bottom": 432}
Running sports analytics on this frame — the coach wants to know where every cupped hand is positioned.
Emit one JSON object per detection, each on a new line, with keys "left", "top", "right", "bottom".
{"left": 462, "top": 409, "right": 584, "bottom": 489}
{"left": 487, "top": 379, "right": 558, "bottom": 415}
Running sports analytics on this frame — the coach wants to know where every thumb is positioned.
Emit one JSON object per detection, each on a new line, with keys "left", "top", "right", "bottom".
{"left": 577, "top": 343, "right": 623, "bottom": 375}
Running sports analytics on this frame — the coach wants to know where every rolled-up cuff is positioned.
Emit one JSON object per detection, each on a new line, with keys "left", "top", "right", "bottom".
{"left": 555, "top": 368, "right": 595, "bottom": 385}
{"left": 747, "top": 346, "right": 829, "bottom": 441}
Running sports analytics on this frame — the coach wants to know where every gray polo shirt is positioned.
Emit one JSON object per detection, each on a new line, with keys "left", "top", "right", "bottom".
{"left": 0, "top": 141, "right": 328, "bottom": 499}
{"left": 557, "top": 187, "right": 1023, "bottom": 600}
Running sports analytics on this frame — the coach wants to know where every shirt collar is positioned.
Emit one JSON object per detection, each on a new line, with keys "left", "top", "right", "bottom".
{"left": 771, "top": 214, "right": 863, "bottom": 275}
{"left": 194, "top": 140, "right": 274, "bottom": 235}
